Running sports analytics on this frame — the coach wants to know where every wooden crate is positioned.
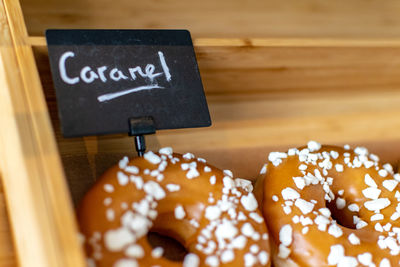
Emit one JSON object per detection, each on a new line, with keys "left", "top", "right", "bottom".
{"left": 2, "top": 0, "right": 400, "bottom": 266}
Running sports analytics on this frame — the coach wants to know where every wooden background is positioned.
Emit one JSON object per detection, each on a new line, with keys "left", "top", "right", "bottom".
{"left": 0, "top": 182, "right": 16, "bottom": 266}
{"left": 3, "top": 0, "right": 400, "bottom": 266}
{"left": 19, "top": 0, "right": 400, "bottom": 38}
{"left": 32, "top": 43, "right": 400, "bottom": 181}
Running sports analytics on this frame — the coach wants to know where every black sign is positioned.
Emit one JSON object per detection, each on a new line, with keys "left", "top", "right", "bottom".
{"left": 46, "top": 29, "right": 211, "bottom": 137}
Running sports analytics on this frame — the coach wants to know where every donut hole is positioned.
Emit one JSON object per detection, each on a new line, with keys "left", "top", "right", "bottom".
{"left": 147, "top": 231, "right": 188, "bottom": 261}
{"left": 325, "top": 198, "right": 357, "bottom": 229}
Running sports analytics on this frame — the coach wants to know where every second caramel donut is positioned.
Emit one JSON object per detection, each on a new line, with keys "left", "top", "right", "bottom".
{"left": 255, "top": 141, "right": 400, "bottom": 267}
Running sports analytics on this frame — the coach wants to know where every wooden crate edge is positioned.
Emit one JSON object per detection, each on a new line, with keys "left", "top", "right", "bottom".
{"left": 0, "top": 0, "right": 86, "bottom": 266}
{"left": 28, "top": 35, "right": 400, "bottom": 48}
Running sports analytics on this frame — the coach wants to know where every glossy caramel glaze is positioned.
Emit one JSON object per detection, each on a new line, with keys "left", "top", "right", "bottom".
{"left": 78, "top": 148, "right": 271, "bottom": 267}
{"left": 256, "top": 142, "right": 400, "bottom": 267}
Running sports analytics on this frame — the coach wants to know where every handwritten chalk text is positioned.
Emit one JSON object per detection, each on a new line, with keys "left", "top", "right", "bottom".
{"left": 58, "top": 51, "right": 171, "bottom": 85}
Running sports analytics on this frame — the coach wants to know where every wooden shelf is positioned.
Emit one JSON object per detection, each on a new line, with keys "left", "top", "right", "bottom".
{"left": 19, "top": 0, "right": 400, "bottom": 39}
{"left": 26, "top": 36, "right": 400, "bottom": 47}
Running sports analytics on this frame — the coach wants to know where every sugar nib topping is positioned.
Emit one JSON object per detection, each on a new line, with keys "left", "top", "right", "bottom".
{"left": 91, "top": 148, "right": 269, "bottom": 267}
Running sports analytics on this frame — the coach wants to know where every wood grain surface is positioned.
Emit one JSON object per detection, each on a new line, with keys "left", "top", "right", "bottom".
{"left": 19, "top": 0, "right": 400, "bottom": 38}
{"left": 0, "top": 2, "right": 23, "bottom": 265}
{"left": 0, "top": 0, "right": 85, "bottom": 266}
{"left": 1, "top": 1, "right": 400, "bottom": 266}
{"left": 19, "top": 0, "right": 400, "bottom": 204}
{"left": 0, "top": 182, "right": 16, "bottom": 267}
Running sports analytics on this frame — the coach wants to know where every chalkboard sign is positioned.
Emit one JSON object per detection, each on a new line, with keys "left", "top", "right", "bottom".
{"left": 46, "top": 29, "right": 211, "bottom": 137}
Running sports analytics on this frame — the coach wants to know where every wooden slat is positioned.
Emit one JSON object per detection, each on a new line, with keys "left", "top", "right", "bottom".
{"left": 0, "top": 180, "right": 16, "bottom": 267}
{"left": 0, "top": 0, "right": 85, "bottom": 266}
{"left": 32, "top": 41, "right": 400, "bottom": 96}
{"left": 196, "top": 47, "right": 400, "bottom": 96}
{"left": 26, "top": 36, "right": 400, "bottom": 48}
{"left": 195, "top": 38, "right": 400, "bottom": 48}
{"left": 54, "top": 91, "right": 400, "bottom": 156}
{"left": 18, "top": 0, "right": 400, "bottom": 39}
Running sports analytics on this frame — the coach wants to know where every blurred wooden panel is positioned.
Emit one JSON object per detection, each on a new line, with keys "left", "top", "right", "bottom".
{"left": 33, "top": 44, "right": 400, "bottom": 96}
{"left": 20, "top": 0, "right": 400, "bottom": 38}
{"left": 32, "top": 42, "right": 400, "bottom": 202}
{"left": 197, "top": 46, "right": 400, "bottom": 94}
{"left": 0, "top": 182, "right": 16, "bottom": 267}
{"left": 0, "top": 0, "right": 85, "bottom": 265}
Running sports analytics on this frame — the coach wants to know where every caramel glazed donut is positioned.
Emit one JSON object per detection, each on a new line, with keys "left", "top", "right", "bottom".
{"left": 78, "top": 148, "right": 271, "bottom": 267}
{"left": 255, "top": 141, "right": 400, "bottom": 267}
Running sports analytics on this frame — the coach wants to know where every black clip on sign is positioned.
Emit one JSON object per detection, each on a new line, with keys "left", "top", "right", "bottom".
{"left": 46, "top": 29, "right": 211, "bottom": 156}
{"left": 129, "top": 117, "right": 155, "bottom": 156}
